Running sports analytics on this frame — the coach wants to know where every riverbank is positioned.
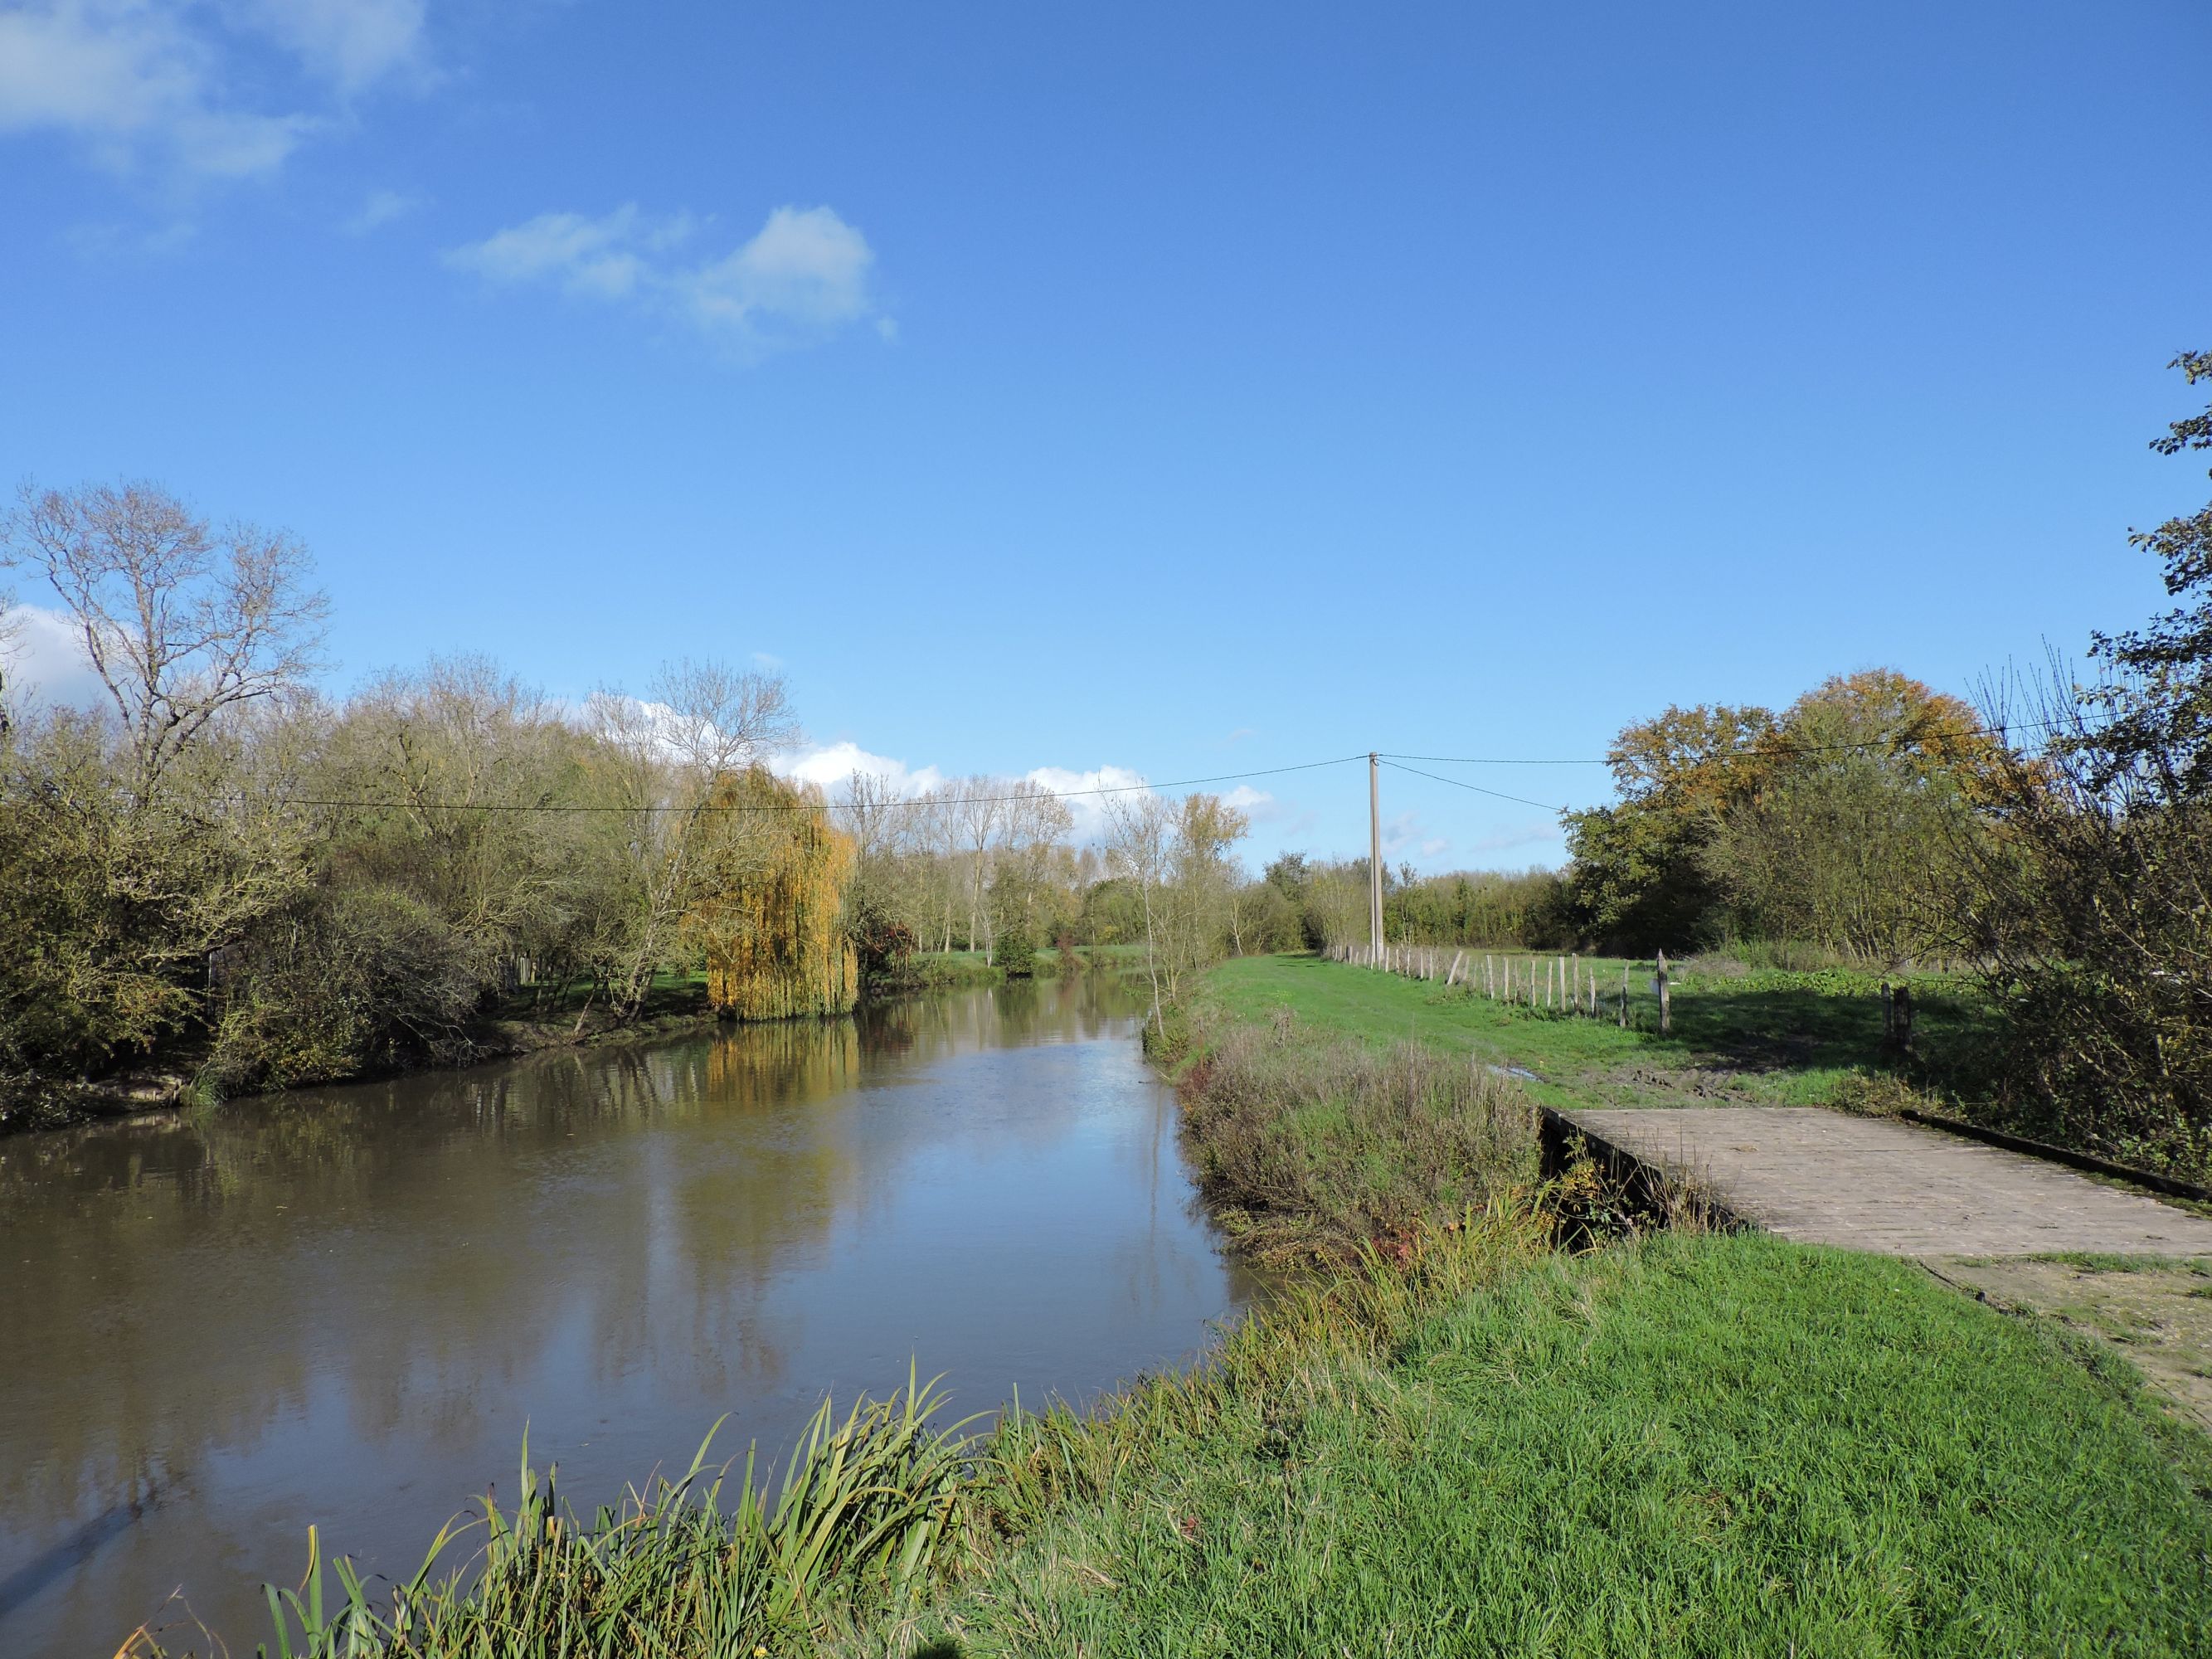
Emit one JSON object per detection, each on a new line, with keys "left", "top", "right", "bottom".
{"left": 1, "top": 948, "right": 1151, "bottom": 1140}
{"left": 130, "top": 954, "right": 2212, "bottom": 1657}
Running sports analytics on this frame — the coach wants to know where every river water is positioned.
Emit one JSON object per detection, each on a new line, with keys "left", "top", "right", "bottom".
{"left": 0, "top": 977, "right": 1253, "bottom": 1656}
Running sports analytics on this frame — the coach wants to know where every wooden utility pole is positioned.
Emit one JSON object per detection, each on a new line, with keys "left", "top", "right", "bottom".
{"left": 1368, "top": 752, "right": 1383, "bottom": 966}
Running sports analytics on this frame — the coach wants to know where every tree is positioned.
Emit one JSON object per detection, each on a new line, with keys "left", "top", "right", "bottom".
{"left": 993, "top": 908, "right": 1038, "bottom": 977}
{"left": 683, "top": 768, "right": 858, "bottom": 1019}
{"left": 1561, "top": 703, "right": 1772, "bottom": 950}
{"left": 2, "top": 482, "right": 328, "bottom": 801}
{"left": 586, "top": 659, "right": 796, "bottom": 1023}
{"left": 1939, "top": 355, "right": 2212, "bottom": 1177}
{"left": 1103, "top": 791, "right": 1173, "bottom": 1031}
{"left": 0, "top": 484, "right": 327, "bottom": 1088}
{"left": 2081, "top": 349, "right": 2212, "bottom": 800}
{"left": 1704, "top": 670, "right": 2004, "bottom": 961}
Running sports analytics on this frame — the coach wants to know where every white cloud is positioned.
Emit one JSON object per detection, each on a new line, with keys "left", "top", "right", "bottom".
{"left": 775, "top": 740, "right": 943, "bottom": 800}
{"left": 249, "top": 0, "right": 426, "bottom": 95}
{"left": 1223, "top": 783, "right": 1300, "bottom": 825}
{"left": 446, "top": 203, "right": 683, "bottom": 299}
{"left": 769, "top": 746, "right": 1160, "bottom": 843}
{"left": 1023, "top": 764, "right": 1150, "bottom": 844}
{"left": 0, "top": 0, "right": 425, "bottom": 180}
{"left": 343, "top": 184, "right": 421, "bottom": 234}
{"left": 446, "top": 202, "right": 884, "bottom": 357}
{"left": 2, "top": 601, "right": 111, "bottom": 713}
{"left": 676, "top": 206, "right": 873, "bottom": 338}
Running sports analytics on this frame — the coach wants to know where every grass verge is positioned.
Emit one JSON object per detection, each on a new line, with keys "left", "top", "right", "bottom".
{"left": 902, "top": 1230, "right": 2212, "bottom": 1658}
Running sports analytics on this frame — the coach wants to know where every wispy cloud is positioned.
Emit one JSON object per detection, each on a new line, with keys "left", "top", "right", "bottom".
{"left": 445, "top": 203, "right": 884, "bottom": 358}
{"left": 2, "top": 601, "right": 110, "bottom": 713}
{"left": 248, "top": 0, "right": 428, "bottom": 97}
{"left": 343, "top": 184, "right": 422, "bottom": 235}
{"left": 0, "top": 0, "right": 429, "bottom": 181}
{"left": 1466, "top": 819, "right": 1566, "bottom": 857}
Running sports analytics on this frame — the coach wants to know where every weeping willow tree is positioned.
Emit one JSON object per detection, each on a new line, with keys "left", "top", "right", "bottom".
{"left": 683, "top": 767, "right": 859, "bottom": 1020}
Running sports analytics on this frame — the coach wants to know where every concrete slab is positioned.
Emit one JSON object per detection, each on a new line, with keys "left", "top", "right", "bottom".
{"left": 1555, "top": 1105, "right": 2212, "bottom": 1260}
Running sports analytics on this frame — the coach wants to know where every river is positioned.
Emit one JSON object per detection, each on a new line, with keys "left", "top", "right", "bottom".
{"left": 0, "top": 976, "right": 1253, "bottom": 1656}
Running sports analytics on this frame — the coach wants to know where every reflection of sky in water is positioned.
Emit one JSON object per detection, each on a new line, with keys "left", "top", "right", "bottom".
{"left": 0, "top": 977, "right": 1252, "bottom": 1657}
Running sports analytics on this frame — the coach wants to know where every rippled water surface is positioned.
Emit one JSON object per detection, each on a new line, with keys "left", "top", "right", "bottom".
{"left": 0, "top": 977, "right": 1252, "bottom": 1655}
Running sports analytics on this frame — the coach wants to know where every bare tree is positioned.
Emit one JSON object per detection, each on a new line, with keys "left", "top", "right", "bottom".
{"left": 839, "top": 769, "right": 911, "bottom": 894}
{"left": 1103, "top": 791, "right": 1172, "bottom": 1034}
{"left": 954, "top": 775, "right": 1002, "bottom": 954}
{"left": 920, "top": 784, "right": 965, "bottom": 951}
{"left": 587, "top": 659, "right": 797, "bottom": 1022}
{"left": 2, "top": 482, "right": 328, "bottom": 800}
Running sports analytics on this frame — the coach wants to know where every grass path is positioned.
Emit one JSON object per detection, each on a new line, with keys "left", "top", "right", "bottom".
{"left": 1204, "top": 951, "right": 1974, "bottom": 1112}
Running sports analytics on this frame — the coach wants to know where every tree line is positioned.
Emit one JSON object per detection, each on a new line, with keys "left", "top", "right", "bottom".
{"left": 4, "top": 352, "right": 2203, "bottom": 1170}
{"left": 1335, "top": 353, "right": 2211, "bottom": 1177}
{"left": 0, "top": 485, "right": 1265, "bottom": 1119}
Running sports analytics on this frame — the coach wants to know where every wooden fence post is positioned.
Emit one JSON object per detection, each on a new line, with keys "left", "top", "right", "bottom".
{"left": 1656, "top": 950, "right": 1672, "bottom": 1036}
{"left": 1620, "top": 961, "right": 1630, "bottom": 1028}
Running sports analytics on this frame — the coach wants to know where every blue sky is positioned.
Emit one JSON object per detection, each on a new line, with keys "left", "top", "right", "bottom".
{"left": 2, "top": 1, "right": 2207, "bottom": 869}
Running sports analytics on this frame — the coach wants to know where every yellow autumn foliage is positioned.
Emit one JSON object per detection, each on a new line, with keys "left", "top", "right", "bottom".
{"left": 683, "top": 767, "right": 859, "bottom": 1020}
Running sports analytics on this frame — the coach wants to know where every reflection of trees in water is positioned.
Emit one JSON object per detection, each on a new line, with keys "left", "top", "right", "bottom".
{"left": 858, "top": 975, "right": 1146, "bottom": 1065}
{"left": 0, "top": 979, "right": 1153, "bottom": 1554}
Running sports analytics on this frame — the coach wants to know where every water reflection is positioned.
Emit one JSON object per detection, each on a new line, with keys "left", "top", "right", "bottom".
{"left": 0, "top": 977, "right": 1250, "bottom": 1655}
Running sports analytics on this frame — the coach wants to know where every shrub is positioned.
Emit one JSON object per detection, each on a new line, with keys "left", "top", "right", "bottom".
{"left": 994, "top": 913, "right": 1038, "bottom": 977}
{"left": 209, "top": 887, "right": 484, "bottom": 1093}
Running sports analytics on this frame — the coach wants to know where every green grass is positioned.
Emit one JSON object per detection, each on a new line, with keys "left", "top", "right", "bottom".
{"left": 911, "top": 1231, "right": 2212, "bottom": 1658}
{"left": 2019, "top": 1252, "right": 2212, "bottom": 1276}
{"left": 1208, "top": 952, "right": 1994, "bottom": 1113}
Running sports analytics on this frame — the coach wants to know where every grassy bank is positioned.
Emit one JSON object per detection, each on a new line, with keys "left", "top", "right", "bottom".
{"left": 909, "top": 1230, "right": 2212, "bottom": 1657}
{"left": 132, "top": 956, "right": 2212, "bottom": 1658}
{"left": 1229, "top": 951, "right": 1999, "bottom": 1117}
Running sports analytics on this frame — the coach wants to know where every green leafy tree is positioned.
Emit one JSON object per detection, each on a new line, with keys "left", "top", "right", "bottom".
{"left": 992, "top": 910, "right": 1038, "bottom": 977}
{"left": 2081, "top": 349, "right": 2212, "bottom": 799}
{"left": 1561, "top": 703, "right": 1773, "bottom": 950}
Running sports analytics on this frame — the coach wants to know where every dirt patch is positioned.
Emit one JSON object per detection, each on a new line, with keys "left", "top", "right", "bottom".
{"left": 1938, "top": 1256, "right": 2212, "bottom": 1429}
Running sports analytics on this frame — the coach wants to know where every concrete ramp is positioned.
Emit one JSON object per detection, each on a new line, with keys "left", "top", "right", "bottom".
{"left": 1551, "top": 1106, "right": 2212, "bottom": 1260}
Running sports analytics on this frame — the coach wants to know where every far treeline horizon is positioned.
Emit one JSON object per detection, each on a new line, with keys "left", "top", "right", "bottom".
{"left": 0, "top": 350, "right": 2205, "bottom": 1181}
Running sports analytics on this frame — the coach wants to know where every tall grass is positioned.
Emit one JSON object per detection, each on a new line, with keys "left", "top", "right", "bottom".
{"left": 1165, "top": 1001, "right": 1539, "bottom": 1261}
{"left": 126, "top": 1369, "right": 977, "bottom": 1659}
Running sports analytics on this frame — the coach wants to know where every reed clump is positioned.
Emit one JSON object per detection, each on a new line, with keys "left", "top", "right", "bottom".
{"left": 124, "top": 1368, "right": 975, "bottom": 1659}
{"left": 1168, "top": 1001, "right": 1540, "bottom": 1262}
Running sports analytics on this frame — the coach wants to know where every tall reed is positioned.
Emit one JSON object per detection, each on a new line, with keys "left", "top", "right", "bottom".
{"left": 128, "top": 1367, "right": 978, "bottom": 1659}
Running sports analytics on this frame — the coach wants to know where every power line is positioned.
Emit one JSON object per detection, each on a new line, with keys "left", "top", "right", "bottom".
{"left": 210, "top": 713, "right": 2105, "bottom": 821}
{"left": 1380, "top": 711, "right": 2107, "bottom": 769}
{"left": 247, "top": 753, "right": 1370, "bottom": 815}
{"left": 1378, "top": 760, "right": 1571, "bottom": 815}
